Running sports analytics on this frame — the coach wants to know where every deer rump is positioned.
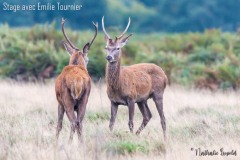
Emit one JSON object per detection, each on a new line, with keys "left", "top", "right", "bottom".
{"left": 68, "top": 77, "right": 85, "bottom": 100}
{"left": 56, "top": 66, "right": 89, "bottom": 110}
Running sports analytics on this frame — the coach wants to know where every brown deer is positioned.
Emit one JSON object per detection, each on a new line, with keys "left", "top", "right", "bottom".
{"left": 102, "top": 17, "right": 168, "bottom": 139}
{"left": 55, "top": 18, "right": 98, "bottom": 143}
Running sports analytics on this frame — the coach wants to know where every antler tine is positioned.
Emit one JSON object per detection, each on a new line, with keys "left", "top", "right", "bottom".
{"left": 102, "top": 16, "right": 111, "bottom": 39}
{"left": 117, "top": 17, "right": 131, "bottom": 39}
{"left": 61, "top": 18, "right": 78, "bottom": 50}
{"left": 88, "top": 22, "right": 98, "bottom": 50}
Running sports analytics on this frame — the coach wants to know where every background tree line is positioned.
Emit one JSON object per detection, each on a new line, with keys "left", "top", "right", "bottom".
{"left": 1, "top": 0, "right": 240, "bottom": 90}
{"left": 1, "top": 0, "right": 240, "bottom": 32}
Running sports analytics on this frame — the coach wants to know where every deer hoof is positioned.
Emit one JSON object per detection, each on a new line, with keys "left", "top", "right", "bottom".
{"left": 109, "top": 125, "right": 113, "bottom": 131}
{"left": 135, "top": 131, "right": 140, "bottom": 135}
{"left": 130, "top": 129, "right": 133, "bottom": 134}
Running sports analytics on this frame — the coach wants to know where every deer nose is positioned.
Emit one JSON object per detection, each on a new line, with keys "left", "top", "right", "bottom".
{"left": 106, "top": 55, "right": 112, "bottom": 61}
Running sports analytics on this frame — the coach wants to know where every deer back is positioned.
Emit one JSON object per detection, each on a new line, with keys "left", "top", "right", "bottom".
{"left": 55, "top": 18, "right": 98, "bottom": 104}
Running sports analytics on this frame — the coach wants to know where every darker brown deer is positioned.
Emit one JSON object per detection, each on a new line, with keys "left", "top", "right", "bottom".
{"left": 102, "top": 17, "right": 168, "bottom": 139}
{"left": 55, "top": 18, "right": 98, "bottom": 143}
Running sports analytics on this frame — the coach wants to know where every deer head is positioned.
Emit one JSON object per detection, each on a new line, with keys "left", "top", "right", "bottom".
{"left": 61, "top": 18, "right": 98, "bottom": 67}
{"left": 102, "top": 17, "right": 132, "bottom": 64}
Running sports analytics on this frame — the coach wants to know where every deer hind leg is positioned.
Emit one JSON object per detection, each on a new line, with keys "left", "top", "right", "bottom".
{"left": 64, "top": 102, "right": 77, "bottom": 144}
{"left": 153, "top": 93, "right": 166, "bottom": 140}
{"left": 145, "top": 102, "right": 152, "bottom": 120}
{"left": 128, "top": 100, "right": 135, "bottom": 133}
{"left": 56, "top": 103, "right": 65, "bottom": 140}
{"left": 66, "top": 110, "right": 77, "bottom": 144}
{"left": 136, "top": 101, "right": 152, "bottom": 135}
{"left": 76, "top": 105, "right": 86, "bottom": 143}
{"left": 76, "top": 90, "right": 90, "bottom": 142}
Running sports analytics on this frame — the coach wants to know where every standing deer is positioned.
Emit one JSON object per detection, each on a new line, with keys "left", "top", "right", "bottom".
{"left": 102, "top": 17, "right": 168, "bottom": 139}
{"left": 55, "top": 18, "right": 98, "bottom": 143}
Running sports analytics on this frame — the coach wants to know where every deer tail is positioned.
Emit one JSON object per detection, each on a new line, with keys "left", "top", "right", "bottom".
{"left": 70, "top": 78, "right": 84, "bottom": 100}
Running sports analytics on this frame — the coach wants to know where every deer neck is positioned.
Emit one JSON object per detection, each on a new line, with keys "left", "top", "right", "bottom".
{"left": 69, "top": 55, "right": 86, "bottom": 69}
{"left": 106, "top": 58, "right": 121, "bottom": 89}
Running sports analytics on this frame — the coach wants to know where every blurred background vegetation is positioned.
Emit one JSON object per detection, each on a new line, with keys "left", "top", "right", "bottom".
{"left": 2, "top": 0, "right": 240, "bottom": 32}
{"left": 0, "top": 0, "right": 240, "bottom": 90}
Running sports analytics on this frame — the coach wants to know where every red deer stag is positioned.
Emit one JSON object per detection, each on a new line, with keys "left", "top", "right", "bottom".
{"left": 55, "top": 18, "right": 98, "bottom": 143}
{"left": 102, "top": 17, "right": 168, "bottom": 139}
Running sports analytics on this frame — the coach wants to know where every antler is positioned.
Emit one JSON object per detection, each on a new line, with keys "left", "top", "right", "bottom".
{"left": 102, "top": 16, "right": 111, "bottom": 40}
{"left": 88, "top": 22, "right": 98, "bottom": 50}
{"left": 61, "top": 18, "right": 79, "bottom": 50}
{"left": 117, "top": 17, "right": 131, "bottom": 39}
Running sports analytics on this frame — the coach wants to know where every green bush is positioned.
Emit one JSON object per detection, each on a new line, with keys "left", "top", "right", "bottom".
{"left": 0, "top": 24, "right": 240, "bottom": 90}
{"left": 105, "top": 141, "right": 148, "bottom": 155}
{"left": 217, "top": 59, "right": 240, "bottom": 89}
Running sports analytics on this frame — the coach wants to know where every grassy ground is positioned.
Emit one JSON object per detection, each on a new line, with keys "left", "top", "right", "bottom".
{"left": 0, "top": 80, "right": 239, "bottom": 160}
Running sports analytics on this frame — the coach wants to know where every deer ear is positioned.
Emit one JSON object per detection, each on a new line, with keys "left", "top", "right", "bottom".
{"left": 83, "top": 42, "right": 90, "bottom": 55}
{"left": 119, "top": 34, "right": 133, "bottom": 47}
{"left": 62, "top": 41, "right": 74, "bottom": 55}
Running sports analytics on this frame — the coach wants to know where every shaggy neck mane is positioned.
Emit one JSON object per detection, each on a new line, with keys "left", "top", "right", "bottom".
{"left": 69, "top": 55, "right": 86, "bottom": 68}
{"left": 106, "top": 59, "right": 121, "bottom": 89}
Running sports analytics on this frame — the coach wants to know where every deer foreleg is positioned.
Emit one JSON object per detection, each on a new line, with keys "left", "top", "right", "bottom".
{"left": 128, "top": 100, "right": 135, "bottom": 133}
{"left": 109, "top": 102, "right": 118, "bottom": 131}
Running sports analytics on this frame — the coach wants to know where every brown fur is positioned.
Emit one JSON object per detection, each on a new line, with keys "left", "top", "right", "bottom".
{"left": 55, "top": 53, "right": 91, "bottom": 143}
{"left": 106, "top": 54, "right": 168, "bottom": 138}
{"left": 56, "top": 64, "right": 90, "bottom": 102}
{"left": 106, "top": 62, "right": 167, "bottom": 103}
{"left": 55, "top": 18, "right": 97, "bottom": 143}
{"left": 102, "top": 17, "right": 167, "bottom": 139}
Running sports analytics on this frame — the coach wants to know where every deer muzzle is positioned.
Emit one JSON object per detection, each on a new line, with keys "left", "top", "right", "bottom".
{"left": 106, "top": 55, "right": 116, "bottom": 63}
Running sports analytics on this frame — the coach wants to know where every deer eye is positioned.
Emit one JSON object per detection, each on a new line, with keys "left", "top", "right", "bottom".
{"left": 116, "top": 48, "right": 120, "bottom": 50}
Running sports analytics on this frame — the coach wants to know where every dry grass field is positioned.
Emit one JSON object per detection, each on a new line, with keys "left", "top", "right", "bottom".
{"left": 0, "top": 80, "right": 239, "bottom": 160}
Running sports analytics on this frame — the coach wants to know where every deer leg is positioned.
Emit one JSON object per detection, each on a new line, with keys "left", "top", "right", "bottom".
{"left": 56, "top": 103, "right": 65, "bottom": 140}
{"left": 128, "top": 100, "right": 135, "bottom": 133}
{"left": 136, "top": 102, "right": 152, "bottom": 135}
{"left": 76, "top": 90, "right": 90, "bottom": 142}
{"left": 145, "top": 102, "right": 152, "bottom": 120}
{"left": 76, "top": 105, "right": 86, "bottom": 143}
{"left": 65, "top": 104, "right": 77, "bottom": 144}
{"left": 153, "top": 93, "right": 166, "bottom": 140}
{"left": 109, "top": 102, "right": 118, "bottom": 131}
